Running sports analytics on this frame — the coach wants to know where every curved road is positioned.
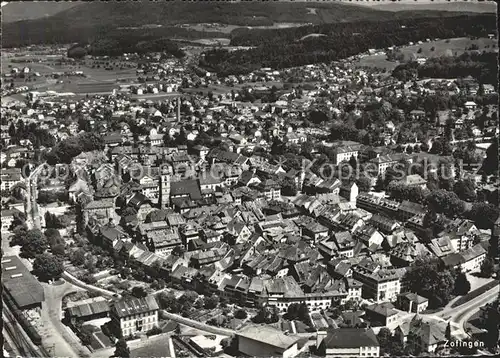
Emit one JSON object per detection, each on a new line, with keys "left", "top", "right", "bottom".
{"left": 421, "top": 285, "right": 499, "bottom": 339}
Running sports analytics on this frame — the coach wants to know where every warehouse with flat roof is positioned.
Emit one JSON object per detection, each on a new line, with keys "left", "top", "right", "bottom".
{"left": 1, "top": 255, "right": 45, "bottom": 309}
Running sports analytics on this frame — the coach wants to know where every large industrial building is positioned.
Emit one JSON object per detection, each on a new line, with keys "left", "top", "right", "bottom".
{"left": 1, "top": 255, "right": 45, "bottom": 310}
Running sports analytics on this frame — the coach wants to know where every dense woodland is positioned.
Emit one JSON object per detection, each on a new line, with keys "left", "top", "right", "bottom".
{"left": 200, "top": 15, "right": 496, "bottom": 75}
{"left": 88, "top": 35, "right": 186, "bottom": 58}
{"left": 3, "top": 1, "right": 470, "bottom": 47}
{"left": 393, "top": 52, "right": 499, "bottom": 85}
{"left": 64, "top": 27, "right": 188, "bottom": 58}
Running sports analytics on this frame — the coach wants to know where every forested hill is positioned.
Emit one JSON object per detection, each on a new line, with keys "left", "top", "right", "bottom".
{"left": 0, "top": 1, "right": 485, "bottom": 47}
{"left": 200, "top": 14, "right": 497, "bottom": 76}
{"left": 229, "top": 14, "right": 497, "bottom": 47}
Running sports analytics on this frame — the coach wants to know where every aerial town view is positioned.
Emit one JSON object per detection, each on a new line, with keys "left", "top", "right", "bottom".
{"left": 1, "top": 0, "right": 499, "bottom": 357}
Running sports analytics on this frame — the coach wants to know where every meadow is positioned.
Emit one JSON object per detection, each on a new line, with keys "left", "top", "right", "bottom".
{"left": 354, "top": 37, "right": 498, "bottom": 70}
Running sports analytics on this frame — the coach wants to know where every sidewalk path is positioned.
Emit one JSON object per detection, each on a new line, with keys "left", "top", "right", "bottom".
{"left": 161, "top": 310, "right": 235, "bottom": 336}
{"left": 62, "top": 271, "right": 119, "bottom": 299}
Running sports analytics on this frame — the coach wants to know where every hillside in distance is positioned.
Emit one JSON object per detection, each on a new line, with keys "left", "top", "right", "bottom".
{"left": 2, "top": 1, "right": 80, "bottom": 23}
{"left": 1, "top": 1, "right": 482, "bottom": 47}
{"left": 350, "top": 0, "right": 497, "bottom": 13}
{"left": 201, "top": 14, "right": 497, "bottom": 75}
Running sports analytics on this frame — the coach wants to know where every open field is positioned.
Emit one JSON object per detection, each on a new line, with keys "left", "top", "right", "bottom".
{"left": 182, "top": 23, "right": 240, "bottom": 34}
{"left": 184, "top": 38, "right": 231, "bottom": 46}
{"left": 2, "top": 51, "right": 139, "bottom": 95}
{"left": 184, "top": 22, "right": 308, "bottom": 35}
{"left": 354, "top": 54, "right": 399, "bottom": 71}
{"left": 354, "top": 37, "right": 498, "bottom": 70}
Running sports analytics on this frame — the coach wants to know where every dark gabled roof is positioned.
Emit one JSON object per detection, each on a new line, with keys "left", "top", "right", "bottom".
{"left": 323, "top": 328, "right": 379, "bottom": 349}
{"left": 67, "top": 300, "right": 110, "bottom": 318}
{"left": 146, "top": 209, "right": 175, "bottom": 222}
{"left": 112, "top": 295, "right": 159, "bottom": 318}
{"left": 399, "top": 200, "right": 425, "bottom": 215}
{"left": 399, "top": 292, "right": 429, "bottom": 304}
{"left": 128, "top": 192, "right": 149, "bottom": 208}
{"left": 170, "top": 179, "right": 202, "bottom": 201}
{"left": 207, "top": 148, "right": 240, "bottom": 163}
{"left": 365, "top": 302, "right": 398, "bottom": 317}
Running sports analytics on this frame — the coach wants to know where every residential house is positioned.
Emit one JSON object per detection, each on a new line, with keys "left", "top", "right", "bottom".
{"left": 146, "top": 227, "right": 182, "bottom": 256}
{"left": 399, "top": 174, "right": 427, "bottom": 189}
{"left": 369, "top": 154, "right": 412, "bottom": 176}
{"left": 331, "top": 146, "right": 359, "bottom": 165}
{"left": 397, "top": 293, "right": 429, "bottom": 313}
{"left": 441, "top": 244, "right": 486, "bottom": 273}
{"left": 109, "top": 295, "right": 159, "bottom": 338}
{"left": 396, "top": 315, "right": 446, "bottom": 354}
{"left": 339, "top": 182, "right": 359, "bottom": 204}
{"left": 369, "top": 214, "right": 400, "bottom": 234}
{"left": 353, "top": 260, "right": 402, "bottom": 303}
{"left": 364, "top": 302, "right": 399, "bottom": 326}
{"left": 1, "top": 208, "right": 22, "bottom": 233}
{"left": 256, "top": 179, "right": 281, "bottom": 201}
{"left": 464, "top": 101, "right": 477, "bottom": 111}
{"left": 398, "top": 201, "right": 425, "bottom": 222}
{"left": 438, "top": 219, "right": 479, "bottom": 252}
{"left": 1, "top": 168, "right": 23, "bottom": 192}
{"left": 227, "top": 220, "right": 252, "bottom": 243}
{"left": 82, "top": 199, "right": 117, "bottom": 226}
{"left": 317, "top": 328, "right": 380, "bottom": 358}
{"left": 409, "top": 110, "right": 426, "bottom": 120}
{"left": 353, "top": 225, "right": 384, "bottom": 249}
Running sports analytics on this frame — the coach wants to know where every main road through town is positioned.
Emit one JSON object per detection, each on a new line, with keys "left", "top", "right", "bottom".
{"left": 423, "top": 285, "right": 499, "bottom": 339}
